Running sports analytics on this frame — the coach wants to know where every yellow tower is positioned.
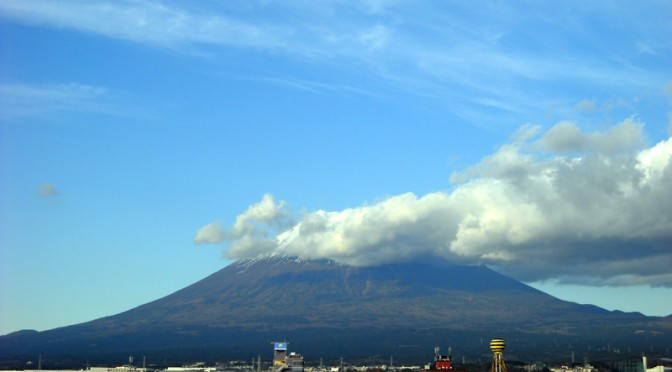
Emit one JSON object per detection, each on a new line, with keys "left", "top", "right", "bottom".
{"left": 490, "top": 338, "right": 507, "bottom": 372}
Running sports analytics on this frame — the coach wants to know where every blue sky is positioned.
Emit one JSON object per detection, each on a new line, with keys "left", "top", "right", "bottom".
{"left": 1, "top": 1, "right": 671, "bottom": 335}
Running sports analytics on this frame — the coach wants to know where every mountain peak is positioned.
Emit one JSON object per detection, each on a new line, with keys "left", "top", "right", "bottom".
{"left": 2, "top": 257, "right": 671, "bottom": 365}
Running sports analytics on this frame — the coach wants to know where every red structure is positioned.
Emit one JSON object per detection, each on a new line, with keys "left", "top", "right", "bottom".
{"left": 421, "top": 347, "right": 468, "bottom": 372}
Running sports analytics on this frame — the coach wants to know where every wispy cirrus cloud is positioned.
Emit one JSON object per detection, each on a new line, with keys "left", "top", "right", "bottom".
{"left": 1, "top": 1, "right": 667, "bottom": 112}
{"left": 0, "top": 83, "right": 119, "bottom": 121}
{"left": 0, "top": 0, "right": 291, "bottom": 52}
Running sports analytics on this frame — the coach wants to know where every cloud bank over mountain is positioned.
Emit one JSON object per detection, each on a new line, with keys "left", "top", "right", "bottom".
{"left": 197, "top": 120, "right": 671, "bottom": 287}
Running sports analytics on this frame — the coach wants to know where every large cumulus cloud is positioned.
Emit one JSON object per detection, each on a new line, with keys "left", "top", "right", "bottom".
{"left": 196, "top": 119, "right": 672, "bottom": 287}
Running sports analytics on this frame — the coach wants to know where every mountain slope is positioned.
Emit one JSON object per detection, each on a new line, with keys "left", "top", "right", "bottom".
{"left": 85, "top": 257, "right": 604, "bottom": 332}
{"left": 1, "top": 257, "right": 670, "bottom": 366}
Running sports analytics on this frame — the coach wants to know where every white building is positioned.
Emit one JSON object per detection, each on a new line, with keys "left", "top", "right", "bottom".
{"left": 643, "top": 356, "right": 672, "bottom": 372}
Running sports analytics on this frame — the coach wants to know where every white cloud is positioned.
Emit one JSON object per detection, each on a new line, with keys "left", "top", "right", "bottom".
{"left": 38, "top": 183, "right": 58, "bottom": 198}
{"left": 358, "top": 24, "right": 391, "bottom": 50}
{"left": 209, "top": 119, "right": 672, "bottom": 287}
{"left": 0, "top": 83, "right": 113, "bottom": 121}
{"left": 0, "top": 0, "right": 289, "bottom": 52}
{"left": 1, "top": 1, "right": 667, "bottom": 138}
{"left": 1, "top": 1, "right": 665, "bottom": 107}
{"left": 538, "top": 119, "right": 645, "bottom": 155}
{"left": 575, "top": 99, "right": 597, "bottom": 113}
{"left": 228, "top": 193, "right": 290, "bottom": 238}
{"left": 665, "top": 81, "right": 672, "bottom": 99}
{"left": 194, "top": 193, "right": 292, "bottom": 254}
{"left": 193, "top": 221, "right": 225, "bottom": 245}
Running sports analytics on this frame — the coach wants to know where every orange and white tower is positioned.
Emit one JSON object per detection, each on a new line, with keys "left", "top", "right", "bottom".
{"left": 490, "top": 338, "right": 507, "bottom": 372}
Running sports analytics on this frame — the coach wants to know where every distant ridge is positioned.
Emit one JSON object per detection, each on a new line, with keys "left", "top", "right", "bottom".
{"left": 1, "top": 256, "right": 671, "bottom": 367}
